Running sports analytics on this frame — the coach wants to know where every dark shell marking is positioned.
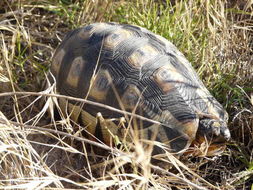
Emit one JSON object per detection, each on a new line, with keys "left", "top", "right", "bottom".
{"left": 51, "top": 22, "right": 231, "bottom": 155}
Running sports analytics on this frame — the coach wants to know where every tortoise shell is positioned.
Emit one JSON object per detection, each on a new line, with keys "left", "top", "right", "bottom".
{"left": 50, "top": 22, "right": 231, "bottom": 155}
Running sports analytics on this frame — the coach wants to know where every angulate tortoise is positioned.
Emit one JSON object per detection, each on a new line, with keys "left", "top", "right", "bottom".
{"left": 49, "top": 22, "right": 231, "bottom": 155}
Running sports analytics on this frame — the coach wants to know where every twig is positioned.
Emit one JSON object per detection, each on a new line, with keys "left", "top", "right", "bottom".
{"left": 0, "top": 91, "right": 162, "bottom": 125}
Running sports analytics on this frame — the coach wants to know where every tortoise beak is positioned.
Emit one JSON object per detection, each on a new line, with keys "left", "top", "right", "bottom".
{"left": 222, "top": 127, "right": 231, "bottom": 141}
{"left": 211, "top": 130, "right": 231, "bottom": 144}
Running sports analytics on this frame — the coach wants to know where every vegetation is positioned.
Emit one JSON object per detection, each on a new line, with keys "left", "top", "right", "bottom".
{"left": 0, "top": 0, "right": 252, "bottom": 189}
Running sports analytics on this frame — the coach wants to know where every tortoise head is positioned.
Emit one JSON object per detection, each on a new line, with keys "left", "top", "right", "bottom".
{"left": 191, "top": 118, "right": 231, "bottom": 156}
{"left": 199, "top": 118, "right": 231, "bottom": 142}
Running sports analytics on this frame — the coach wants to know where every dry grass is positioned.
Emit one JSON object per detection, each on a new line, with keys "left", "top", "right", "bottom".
{"left": 0, "top": 0, "right": 252, "bottom": 189}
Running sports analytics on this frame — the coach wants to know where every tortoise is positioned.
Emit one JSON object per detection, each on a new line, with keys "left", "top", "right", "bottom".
{"left": 49, "top": 22, "right": 231, "bottom": 156}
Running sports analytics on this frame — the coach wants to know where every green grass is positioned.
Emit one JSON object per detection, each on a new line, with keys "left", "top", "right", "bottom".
{"left": 0, "top": 0, "right": 252, "bottom": 189}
